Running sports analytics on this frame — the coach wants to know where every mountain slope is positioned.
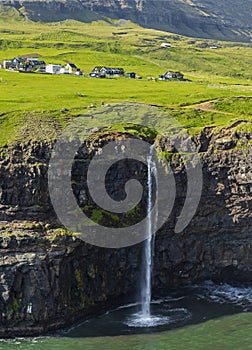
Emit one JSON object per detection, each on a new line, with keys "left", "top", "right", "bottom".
{"left": 0, "top": 0, "right": 252, "bottom": 41}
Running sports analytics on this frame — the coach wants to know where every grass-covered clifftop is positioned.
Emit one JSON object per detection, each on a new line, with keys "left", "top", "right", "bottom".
{"left": 0, "top": 16, "right": 251, "bottom": 146}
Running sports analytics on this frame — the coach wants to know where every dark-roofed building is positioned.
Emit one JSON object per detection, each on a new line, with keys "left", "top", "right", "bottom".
{"left": 89, "top": 66, "right": 124, "bottom": 78}
{"left": 10, "top": 57, "right": 46, "bottom": 72}
{"left": 125, "top": 72, "right": 136, "bottom": 79}
{"left": 66, "top": 63, "right": 78, "bottom": 74}
{"left": 159, "top": 71, "right": 184, "bottom": 81}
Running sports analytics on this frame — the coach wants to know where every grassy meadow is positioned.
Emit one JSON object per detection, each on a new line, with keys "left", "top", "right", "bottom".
{"left": 0, "top": 10, "right": 252, "bottom": 146}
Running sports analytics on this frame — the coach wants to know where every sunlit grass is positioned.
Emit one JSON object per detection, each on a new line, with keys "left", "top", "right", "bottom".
{"left": 0, "top": 17, "right": 251, "bottom": 146}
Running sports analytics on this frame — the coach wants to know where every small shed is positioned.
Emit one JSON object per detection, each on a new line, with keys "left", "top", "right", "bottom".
{"left": 3, "top": 60, "right": 12, "bottom": 69}
{"left": 125, "top": 72, "right": 136, "bottom": 79}
{"left": 75, "top": 69, "right": 83, "bottom": 76}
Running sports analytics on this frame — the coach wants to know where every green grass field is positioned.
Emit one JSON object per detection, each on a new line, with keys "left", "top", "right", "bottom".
{"left": 0, "top": 12, "right": 252, "bottom": 146}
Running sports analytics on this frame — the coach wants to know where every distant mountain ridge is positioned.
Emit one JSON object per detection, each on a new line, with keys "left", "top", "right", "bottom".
{"left": 1, "top": 0, "right": 252, "bottom": 42}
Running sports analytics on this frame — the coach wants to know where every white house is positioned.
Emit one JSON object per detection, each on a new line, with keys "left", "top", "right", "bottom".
{"left": 46, "top": 64, "right": 62, "bottom": 74}
{"left": 160, "top": 43, "right": 171, "bottom": 48}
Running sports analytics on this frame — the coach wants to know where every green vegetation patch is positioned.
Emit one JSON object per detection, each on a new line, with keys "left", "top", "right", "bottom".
{"left": 214, "top": 96, "right": 252, "bottom": 115}
{"left": 0, "top": 18, "right": 251, "bottom": 145}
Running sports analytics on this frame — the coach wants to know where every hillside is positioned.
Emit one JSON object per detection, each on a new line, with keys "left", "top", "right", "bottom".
{"left": 1, "top": 0, "right": 252, "bottom": 42}
{"left": 0, "top": 17, "right": 252, "bottom": 145}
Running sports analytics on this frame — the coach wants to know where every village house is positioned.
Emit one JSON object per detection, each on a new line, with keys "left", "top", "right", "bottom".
{"left": 159, "top": 71, "right": 184, "bottom": 81}
{"left": 89, "top": 66, "right": 104, "bottom": 78}
{"left": 25, "top": 58, "right": 46, "bottom": 72}
{"left": 89, "top": 66, "right": 124, "bottom": 78}
{"left": 46, "top": 64, "right": 62, "bottom": 74}
{"left": 9, "top": 57, "right": 46, "bottom": 72}
{"left": 160, "top": 42, "right": 171, "bottom": 48}
{"left": 66, "top": 63, "right": 78, "bottom": 74}
{"left": 102, "top": 67, "right": 124, "bottom": 77}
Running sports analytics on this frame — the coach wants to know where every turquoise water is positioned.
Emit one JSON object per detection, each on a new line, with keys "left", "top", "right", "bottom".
{"left": 1, "top": 313, "right": 251, "bottom": 350}
{"left": 0, "top": 283, "right": 251, "bottom": 350}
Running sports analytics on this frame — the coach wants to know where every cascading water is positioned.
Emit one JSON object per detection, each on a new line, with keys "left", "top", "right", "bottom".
{"left": 140, "top": 144, "right": 157, "bottom": 320}
{"left": 126, "top": 145, "right": 173, "bottom": 327}
{"left": 126, "top": 145, "right": 187, "bottom": 328}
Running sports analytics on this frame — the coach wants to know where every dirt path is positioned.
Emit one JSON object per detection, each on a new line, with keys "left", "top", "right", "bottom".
{"left": 183, "top": 100, "right": 235, "bottom": 115}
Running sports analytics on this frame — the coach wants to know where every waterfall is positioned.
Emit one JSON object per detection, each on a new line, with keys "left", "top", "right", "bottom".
{"left": 140, "top": 144, "right": 157, "bottom": 319}
{"left": 126, "top": 145, "right": 174, "bottom": 328}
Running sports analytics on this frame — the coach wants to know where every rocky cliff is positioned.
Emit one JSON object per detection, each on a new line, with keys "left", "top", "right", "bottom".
{"left": 1, "top": 0, "right": 252, "bottom": 41}
{"left": 0, "top": 108, "right": 251, "bottom": 336}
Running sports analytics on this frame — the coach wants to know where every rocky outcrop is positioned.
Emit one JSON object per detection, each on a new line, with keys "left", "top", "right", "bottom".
{"left": 0, "top": 224, "right": 143, "bottom": 337}
{"left": 0, "top": 114, "right": 251, "bottom": 336}
{"left": 2, "top": 0, "right": 252, "bottom": 41}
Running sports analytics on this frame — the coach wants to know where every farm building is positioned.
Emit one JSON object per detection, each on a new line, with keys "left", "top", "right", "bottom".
{"left": 46, "top": 64, "right": 62, "bottom": 74}
{"left": 159, "top": 71, "right": 184, "bottom": 80}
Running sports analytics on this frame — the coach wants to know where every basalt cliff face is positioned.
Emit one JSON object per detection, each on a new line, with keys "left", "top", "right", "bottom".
{"left": 0, "top": 113, "right": 251, "bottom": 336}
{"left": 1, "top": 0, "right": 252, "bottom": 41}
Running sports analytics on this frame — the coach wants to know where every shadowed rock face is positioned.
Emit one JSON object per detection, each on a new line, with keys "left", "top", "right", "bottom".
{"left": 1, "top": 0, "right": 252, "bottom": 41}
{"left": 0, "top": 105, "right": 251, "bottom": 336}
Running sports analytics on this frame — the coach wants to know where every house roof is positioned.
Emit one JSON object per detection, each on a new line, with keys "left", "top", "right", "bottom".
{"left": 14, "top": 57, "right": 25, "bottom": 62}
{"left": 67, "top": 63, "right": 77, "bottom": 68}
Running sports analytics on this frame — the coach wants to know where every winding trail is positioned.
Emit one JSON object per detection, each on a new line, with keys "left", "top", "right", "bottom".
{"left": 183, "top": 100, "right": 235, "bottom": 115}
